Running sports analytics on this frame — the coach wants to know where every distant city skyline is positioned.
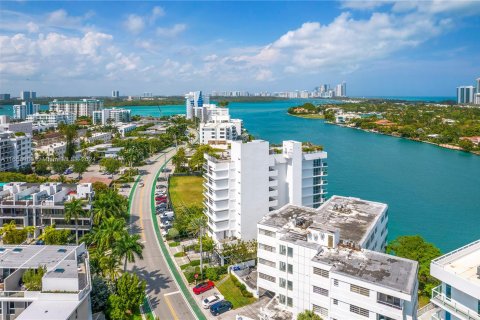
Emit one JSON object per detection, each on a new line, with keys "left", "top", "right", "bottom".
{"left": 1, "top": 1, "right": 479, "bottom": 96}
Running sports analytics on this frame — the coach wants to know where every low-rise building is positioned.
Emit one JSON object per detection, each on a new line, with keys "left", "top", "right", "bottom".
{"left": 334, "top": 112, "right": 360, "bottom": 124}
{"left": 204, "top": 140, "right": 327, "bottom": 244}
{"left": 26, "top": 112, "right": 75, "bottom": 126}
{"left": 35, "top": 142, "right": 67, "bottom": 160}
{"left": 0, "top": 182, "right": 94, "bottom": 239}
{"left": 420, "top": 239, "right": 480, "bottom": 320}
{"left": 257, "top": 196, "right": 419, "bottom": 320}
{"left": 92, "top": 108, "right": 131, "bottom": 125}
{"left": 82, "top": 132, "right": 112, "bottom": 144}
{"left": 117, "top": 123, "right": 137, "bottom": 137}
{"left": 0, "top": 244, "right": 92, "bottom": 320}
{"left": 0, "top": 116, "right": 33, "bottom": 135}
{"left": 0, "top": 131, "right": 32, "bottom": 172}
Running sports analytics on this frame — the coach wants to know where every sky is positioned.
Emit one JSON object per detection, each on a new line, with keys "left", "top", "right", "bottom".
{"left": 0, "top": 1, "right": 479, "bottom": 97}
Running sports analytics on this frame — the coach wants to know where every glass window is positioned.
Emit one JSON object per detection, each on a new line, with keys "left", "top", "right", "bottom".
{"left": 287, "top": 297, "right": 293, "bottom": 307}
{"left": 377, "top": 293, "right": 402, "bottom": 309}
{"left": 279, "top": 245, "right": 286, "bottom": 255}
{"left": 287, "top": 247, "right": 293, "bottom": 257}
{"left": 279, "top": 294, "right": 286, "bottom": 305}
{"left": 287, "top": 280, "right": 293, "bottom": 291}
{"left": 279, "top": 261, "right": 286, "bottom": 272}
{"left": 279, "top": 278, "right": 286, "bottom": 288}
{"left": 287, "top": 264, "right": 293, "bottom": 274}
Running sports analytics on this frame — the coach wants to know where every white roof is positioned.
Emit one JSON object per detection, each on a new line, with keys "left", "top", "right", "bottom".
{"left": 16, "top": 300, "right": 79, "bottom": 320}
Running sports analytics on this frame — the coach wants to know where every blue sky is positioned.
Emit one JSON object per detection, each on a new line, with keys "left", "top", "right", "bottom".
{"left": 1, "top": 1, "right": 479, "bottom": 97}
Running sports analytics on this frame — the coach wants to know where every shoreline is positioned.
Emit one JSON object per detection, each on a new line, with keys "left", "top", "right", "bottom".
{"left": 287, "top": 113, "right": 325, "bottom": 119}
{"left": 325, "top": 121, "right": 479, "bottom": 156}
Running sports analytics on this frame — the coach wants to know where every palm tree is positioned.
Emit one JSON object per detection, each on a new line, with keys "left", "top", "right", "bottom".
{"left": 114, "top": 233, "right": 144, "bottom": 272}
{"left": 297, "top": 310, "right": 322, "bottom": 320}
{"left": 64, "top": 198, "right": 89, "bottom": 245}
{"left": 81, "top": 217, "right": 127, "bottom": 251}
{"left": 92, "top": 189, "right": 128, "bottom": 225}
{"left": 98, "top": 252, "right": 122, "bottom": 282}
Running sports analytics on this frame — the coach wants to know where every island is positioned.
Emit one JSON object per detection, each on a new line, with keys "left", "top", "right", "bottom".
{"left": 287, "top": 102, "right": 325, "bottom": 119}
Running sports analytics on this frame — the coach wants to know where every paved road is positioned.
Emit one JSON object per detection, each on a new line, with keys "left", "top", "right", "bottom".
{"left": 128, "top": 147, "right": 197, "bottom": 320}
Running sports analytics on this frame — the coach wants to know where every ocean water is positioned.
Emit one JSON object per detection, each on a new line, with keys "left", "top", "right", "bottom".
{"left": 2, "top": 99, "right": 478, "bottom": 251}
{"left": 129, "top": 100, "right": 479, "bottom": 252}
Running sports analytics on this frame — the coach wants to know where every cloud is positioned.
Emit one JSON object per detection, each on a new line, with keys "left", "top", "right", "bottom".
{"left": 124, "top": 14, "right": 145, "bottom": 34}
{"left": 156, "top": 24, "right": 187, "bottom": 37}
{"left": 340, "top": 1, "right": 392, "bottom": 10}
{"left": 150, "top": 6, "right": 165, "bottom": 22}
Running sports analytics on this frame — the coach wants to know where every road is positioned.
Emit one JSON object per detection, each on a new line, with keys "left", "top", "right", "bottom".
{"left": 128, "top": 147, "right": 198, "bottom": 320}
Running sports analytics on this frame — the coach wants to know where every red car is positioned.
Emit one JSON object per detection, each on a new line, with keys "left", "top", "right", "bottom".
{"left": 155, "top": 196, "right": 167, "bottom": 201}
{"left": 193, "top": 281, "right": 215, "bottom": 295}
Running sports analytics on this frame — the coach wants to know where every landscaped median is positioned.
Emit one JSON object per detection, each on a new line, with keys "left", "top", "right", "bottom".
{"left": 150, "top": 157, "right": 207, "bottom": 320}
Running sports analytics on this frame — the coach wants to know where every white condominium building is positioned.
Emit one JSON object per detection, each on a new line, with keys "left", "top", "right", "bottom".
{"left": 92, "top": 108, "right": 131, "bottom": 125}
{"left": 422, "top": 239, "right": 480, "bottom": 320}
{"left": 116, "top": 123, "right": 137, "bottom": 137}
{"left": 204, "top": 140, "right": 327, "bottom": 243}
{"left": 0, "top": 244, "right": 92, "bottom": 320}
{"left": 199, "top": 105, "right": 243, "bottom": 144}
{"left": 0, "top": 131, "right": 32, "bottom": 172}
{"left": 49, "top": 99, "right": 103, "bottom": 118}
{"left": 26, "top": 112, "right": 75, "bottom": 126}
{"left": 0, "top": 116, "right": 33, "bottom": 135}
{"left": 185, "top": 91, "right": 211, "bottom": 122}
{"left": 257, "top": 196, "right": 419, "bottom": 320}
{"left": 457, "top": 86, "right": 475, "bottom": 104}
{"left": 81, "top": 132, "right": 112, "bottom": 144}
{"left": 13, "top": 101, "right": 40, "bottom": 120}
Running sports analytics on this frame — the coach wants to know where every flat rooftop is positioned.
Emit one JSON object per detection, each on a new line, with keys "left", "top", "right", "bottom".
{"left": 259, "top": 195, "right": 387, "bottom": 245}
{"left": 314, "top": 248, "right": 418, "bottom": 295}
{"left": 0, "top": 245, "right": 78, "bottom": 270}
{"left": 432, "top": 239, "right": 480, "bottom": 288}
{"left": 16, "top": 300, "right": 79, "bottom": 320}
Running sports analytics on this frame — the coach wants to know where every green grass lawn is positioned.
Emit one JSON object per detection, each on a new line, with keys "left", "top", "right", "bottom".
{"left": 215, "top": 276, "right": 256, "bottom": 309}
{"left": 169, "top": 175, "right": 204, "bottom": 209}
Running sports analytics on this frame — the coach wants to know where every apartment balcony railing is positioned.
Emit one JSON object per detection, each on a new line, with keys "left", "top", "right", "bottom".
{"left": 431, "top": 285, "right": 480, "bottom": 320}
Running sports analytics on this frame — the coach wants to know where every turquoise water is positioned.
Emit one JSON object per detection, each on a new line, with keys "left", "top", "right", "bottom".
{"left": 127, "top": 100, "right": 478, "bottom": 252}
{"left": 2, "top": 100, "right": 478, "bottom": 251}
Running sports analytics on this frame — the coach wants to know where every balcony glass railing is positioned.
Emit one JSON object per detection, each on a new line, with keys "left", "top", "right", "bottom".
{"left": 431, "top": 285, "right": 480, "bottom": 320}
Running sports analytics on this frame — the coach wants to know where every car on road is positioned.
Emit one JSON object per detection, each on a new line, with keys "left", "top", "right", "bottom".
{"left": 139, "top": 182, "right": 144, "bottom": 187}
{"left": 193, "top": 280, "right": 215, "bottom": 295}
{"left": 209, "top": 300, "right": 233, "bottom": 316}
{"left": 202, "top": 293, "right": 224, "bottom": 309}
{"left": 121, "top": 184, "right": 130, "bottom": 188}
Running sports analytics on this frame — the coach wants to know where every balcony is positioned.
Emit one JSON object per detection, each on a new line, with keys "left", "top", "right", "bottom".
{"left": 431, "top": 285, "right": 480, "bottom": 320}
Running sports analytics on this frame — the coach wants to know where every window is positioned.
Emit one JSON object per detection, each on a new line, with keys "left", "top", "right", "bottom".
{"left": 333, "top": 279, "right": 339, "bottom": 286}
{"left": 377, "top": 293, "right": 402, "bottom": 309}
{"left": 351, "top": 284, "right": 370, "bottom": 296}
{"left": 279, "top": 261, "right": 286, "bottom": 272}
{"left": 279, "top": 278, "right": 286, "bottom": 288}
{"left": 333, "top": 299, "right": 338, "bottom": 305}
{"left": 279, "top": 294, "right": 286, "bottom": 305}
{"left": 258, "top": 258, "right": 275, "bottom": 268}
{"left": 377, "top": 315, "right": 395, "bottom": 320}
{"left": 259, "top": 228, "right": 275, "bottom": 237}
{"left": 259, "top": 243, "right": 275, "bottom": 253}
{"left": 313, "top": 285, "right": 328, "bottom": 296}
{"left": 313, "top": 159, "right": 323, "bottom": 167}
{"left": 350, "top": 304, "right": 369, "bottom": 318}
{"left": 287, "top": 280, "right": 293, "bottom": 291}
{"left": 279, "top": 245, "right": 286, "bottom": 255}
{"left": 312, "top": 305, "right": 328, "bottom": 317}
{"left": 287, "top": 247, "right": 293, "bottom": 257}
{"left": 259, "top": 272, "right": 276, "bottom": 283}
{"left": 287, "top": 264, "right": 293, "bottom": 274}
{"left": 313, "top": 176, "right": 322, "bottom": 185}
{"left": 313, "top": 267, "right": 329, "bottom": 277}
{"left": 287, "top": 297, "right": 293, "bottom": 307}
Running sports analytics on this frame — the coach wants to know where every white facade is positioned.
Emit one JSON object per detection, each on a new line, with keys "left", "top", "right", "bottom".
{"left": 257, "top": 196, "right": 419, "bottom": 320}
{"left": 0, "top": 131, "right": 32, "bottom": 171}
{"left": 49, "top": 99, "right": 103, "bottom": 118}
{"left": 116, "top": 123, "right": 137, "bottom": 137}
{"left": 425, "top": 239, "right": 480, "bottom": 320}
{"left": 0, "top": 116, "right": 33, "bottom": 135}
{"left": 0, "top": 244, "right": 92, "bottom": 320}
{"left": 335, "top": 112, "right": 360, "bottom": 124}
{"left": 199, "top": 105, "right": 243, "bottom": 144}
{"left": 13, "top": 101, "right": 40, "bottom": 120}
{"left": 457, "top": 86, "right": 475, "bottom": 104}
{"left": 26, "top": 112, "right": 75, "bottom": 126}
{"left": 82, "top": 132, "right": 112, "bottom": 144}
{"left": 204, "top": 140, "right": 327, "bottom": 243}
{"left": 35, "top": 141, "right": 79, "bottom": 160}
{"left": 92, "top": 108, "right": 131, "bottom": 125}
{"left": 185, "top": 91, "right": 210, "bottom": 121}
{"left": 19, "top": 90, "right": 36, "bottom": 100}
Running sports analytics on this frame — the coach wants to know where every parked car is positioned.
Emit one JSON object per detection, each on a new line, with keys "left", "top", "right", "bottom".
{"left": 160, "top": 221, "right": 172, "bottom": 229}
{"left": 156, "top": 191, "right": 166, "bottom": 196}
{"left": 202, "top": 293, "right": 224, "bottom": 309}
{"left": 156, "top": 199, "right": 167, "bottom": 204}
{"left": 155, "top": 197, "right": 167, "bottom": 202}
{"left": 121, "top": 184, "right": 130, "bottom": 188}
{"left": 157, "top": 177, "right": 167, "bottom": 182}
{"left": 193, "top": 281, "right": 215, "bottom": 295}
{"left": 63, "top": 168, "right": 73, "bottom": 175}
{"left": 209, "top": 300, "right": 233, "bottom": 316}
{"left": 156, "top": 203, "right": 167, "bottom": 209}
{"left": 161, "top": 168, "right": 172, "bottom": 173}
{"left": 161, "top": 211, "right": 174, "bottom": 218}
{"left": 156, "top": 184, "right": 167, "bottom": 188}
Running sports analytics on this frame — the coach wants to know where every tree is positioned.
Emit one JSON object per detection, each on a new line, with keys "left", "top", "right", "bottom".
{"left": 51, "top": 160, "right": 70, "bottom": 175}
{"left": 100, "top": 158, "right": 121, "bottom": 177}
{"left": 39, "top": 225, "right": 71, "bottom": 245}
{"left": 59, "top": 124, "right": 78, "bottom": 160}
{"left": 34, "top": 160, "right": 50, "bottom": 175}
{"left": 83, "top": 217, "right": 127, "bottom": 251}
{"left": 387, "top": 235, "right": 441, "bottom": 297}
{"left": 107, "top": 273, "right": 146, "bottom": 320}
{"left": 221, "top": 239, "right": 257, "bottom": 265}
{"left": 297, "top": 310, "right": 323, "bottom": 320}
{"left": 73, "top": 158, "right": 89, "bottom": 179}
{"left": 0, "top": 221, "right": 35, "bottom": 244}
{"left": 22, "top": 266, "right": 46, "bottom": 291}
{"left": 172, "top": 147, "right": 187, "bottom": 172}
{"left": 64, "top": 198, "right": 89, "bottom": 245}
{"left": 188, "top": 145, "right": 219, "bottom": 171}
{"left": 92, "top": 181, "right": 109, "bottom": 193}
{"left": 91, "top": 276, "right": 111, "bottom": 313}
{"left": 93, "top": 189, "right": 128, "bottom": 225}
{"left": 96, "top": 251, "right": 122, "bottom": 282}
{"left": 459, "top": 138, "right": 474, "bottom": 151}
{"left": 113, "top": 233, "right": 144, "bottom": 272}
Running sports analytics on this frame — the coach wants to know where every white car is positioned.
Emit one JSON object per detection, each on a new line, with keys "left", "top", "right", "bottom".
{"left": 202, "top": 293, "right": 224, "bottom": 309}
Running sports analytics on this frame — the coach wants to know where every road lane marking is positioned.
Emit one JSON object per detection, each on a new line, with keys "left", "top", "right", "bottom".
{"left": 138, "top": 178, "right": 146, "bottom": 241}
{"left": 164, "top": 291, "right": 180, "bottom": 296}
{"left": 164, "top": 294, "right": 180, "bottom": 320}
